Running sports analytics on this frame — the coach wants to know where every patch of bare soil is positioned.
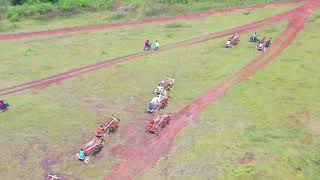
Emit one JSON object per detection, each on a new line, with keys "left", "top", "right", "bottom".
{"left": 238, "top": 152, "right": 255, "bottom": 164}
{"left": 39, "top": 151, "right": 76, "bottom": 180}
{"left": 84, "top": 97, "right": 115, "bottom": 115}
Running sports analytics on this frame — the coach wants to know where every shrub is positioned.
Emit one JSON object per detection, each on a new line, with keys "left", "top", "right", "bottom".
{"left": 75, "top": 0, "right": 92, "bottom": 8}
{"left": 57, "top": 0, "right": 74, "bottom": 11}
{"left": 10, "top": 0, "right": 27, "bottom": 5}
{"left": 6, "top": 2, "right": 54, "bottom": 21}
{"left": 158, "top": 0, "right": 192, "bottom": 4}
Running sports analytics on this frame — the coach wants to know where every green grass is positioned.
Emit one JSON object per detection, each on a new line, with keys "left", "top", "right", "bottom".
{"left": 0, "top": 5, "right": 295, "bottom": 89}
{"left": 140, "top": 10, "right": 320, "bottom": 180}
{"left": 0, "top": 0, "right": 296, "bottom": 33}
{"left": 0, "top": 22, "right": 287, "bottom": 179}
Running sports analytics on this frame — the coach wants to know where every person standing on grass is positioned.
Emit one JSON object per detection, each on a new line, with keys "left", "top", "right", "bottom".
{"left": 153, "top": 40, "right": 160, "bottom": 50}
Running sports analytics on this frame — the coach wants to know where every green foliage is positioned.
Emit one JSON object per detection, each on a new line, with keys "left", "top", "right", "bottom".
{"left": 6, "top": 2, "right": 54, "bottom": 21}
{"left": 159, "top": 0, "right": 193, "bottom": 4}
{"left": 10, "top": 0, "right": 58, "bottom": 5}
{"left": 57, "top": 0, "right": 73, "bottom": 11}
{"left": 2, "top": 0, "right": 288, "bottom": 22}
{"left": 5, "top": 0, "right": 116, "bottom": 21}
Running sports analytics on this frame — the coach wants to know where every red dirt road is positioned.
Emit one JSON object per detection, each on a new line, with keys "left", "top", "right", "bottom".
{"left": 105, "top": 1, "right": 318, "bottom": 179}
{"left": 0, "top": 2, "right": 297, "bottom": 41}
{"left": 0, "top": 5, "right": 306, "bottom": 96}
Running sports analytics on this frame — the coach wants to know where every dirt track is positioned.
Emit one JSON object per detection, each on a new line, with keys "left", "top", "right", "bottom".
{"left": 0, "top": 4, "right": 306, "bottom": 96}
{"left": 0, "top": 1, "right": 297, "bottom": 41}
{"left": 105, "top": 1, "right": 318, "bottom": 179}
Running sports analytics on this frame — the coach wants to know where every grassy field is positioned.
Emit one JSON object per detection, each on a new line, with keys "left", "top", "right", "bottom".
{"left": 140, "top": 10, "right": 320, "bottom": 180}
{"left": 0, "top": 0, "right": 293, "bottom": 33}
{"left": 1, "top": 0, "right": 318, "bottom": 179}
{"left": 0, "top": 5, "right": 294, "bottom": 88}
{"left": 0, "top": 22, "right": 287, "bottom": 179}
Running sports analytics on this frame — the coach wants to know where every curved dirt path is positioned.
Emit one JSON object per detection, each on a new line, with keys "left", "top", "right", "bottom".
{"left": 0, "top": 2, "right": 298, "bottom": 41}
{"left": 105, "top": 1, "right": 318, "bottom": 179}
{"left": 0, "top": 5, "right": 305, "bottom": 96}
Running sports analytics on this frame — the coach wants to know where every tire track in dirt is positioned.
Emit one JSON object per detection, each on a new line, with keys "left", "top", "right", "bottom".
{"left": 105, "top": 1, "right": 317, "bottom": 179}
{"left": 0, "top": 5, "right": 305, "bottom": 96}
{"left": 0, "top": 2, "right": 297, "bottom": 41}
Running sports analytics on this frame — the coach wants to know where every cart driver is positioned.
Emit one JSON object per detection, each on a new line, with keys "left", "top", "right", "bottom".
{"left": 151, "top": 96, "right": 160, "bottom": 105}
{"left": 155, "top": 85, "right": 164, "bottom": 94}
{"left": 95, "top": 125, "right": 105, "bottom": 137}
{"left": 79, "top": 148, "right": 85, "bottom": 159}
{"left": 159, "top": 80, "right": 166, "bottom": 86}
{"left": 229, "top": 34, "right": 236, "bottom": 41}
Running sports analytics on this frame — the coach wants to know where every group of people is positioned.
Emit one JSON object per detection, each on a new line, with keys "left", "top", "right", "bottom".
{"left": 77, "top": 115, "right": 120, "bottom": 161}
{"left": 147, "top": 77, "right": 175, "bottom": 113}
{"left": 149, "top": 94, "right": 168, "bottom": 111}
{"left": 250, "top": 32, "right": 260, "bottom": 42}
{"left": 147, "top": 113, "right": 172, "bottom": 133}
{"left": 225, "top": 33, "right": 240, "bottom": 48}
{"left": 225, "top": 32, "right": 272, "bottom": 51}
{"left": 260, "top": 36, "right": 272, "bottom": 47}
{"left": 250, "top": 32, "right": 272, "bottom": 52}
{"left": 153, "top": 113, "right": 171, "bottom": 124}
{"left": 79, "top": 136, "right": 104, "bottom": 160}
{"left": 144, "top": 40, "right": 160, "bottom": 50}
{"left": 0, "top": 99, "right": 9, "bottom": 112}
{"left": 251, "top": 32, "right": 272, "bottom": 45}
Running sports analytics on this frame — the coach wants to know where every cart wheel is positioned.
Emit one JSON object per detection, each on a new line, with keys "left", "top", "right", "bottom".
{"left": 75, "top": 153, "right": 79, "bottom": 160}
{"left": 84, "top": 156, "right": 90, "bottom": 164}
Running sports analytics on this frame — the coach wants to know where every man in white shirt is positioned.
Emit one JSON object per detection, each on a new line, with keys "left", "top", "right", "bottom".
{"left": 153, "top": 40, "right": 160, "bottom": 50}
{"left": 151, "top": 96, "right": 160, "bottom": 105}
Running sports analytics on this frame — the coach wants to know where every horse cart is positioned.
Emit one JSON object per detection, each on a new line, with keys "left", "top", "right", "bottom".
{"left": 146, "top": 114, "right": 172, "bottom": 134}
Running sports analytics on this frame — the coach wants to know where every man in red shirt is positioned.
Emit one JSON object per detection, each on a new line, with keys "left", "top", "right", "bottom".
{"left": 144, "top": 40, "right": 151, "bottom": 50}
{"left": 95, "top": 125, "right": 105, "bottom": 137}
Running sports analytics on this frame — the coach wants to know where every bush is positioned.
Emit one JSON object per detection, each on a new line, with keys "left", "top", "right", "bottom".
{"left": 10, "top": 0, "right": 27, "bottom": 5}
{"left": 11, "top": 0, "right": 59, "bottom": 5}
{"left": 75, "top": 0, "right": 92, "bottom": 8}
{"left": 158, "top": 0, "right": 192, "bottom": 4}
{"left": 6, "top": 2, "right": 54, "bottom": 21}
{"left": 57, "top": 0, "right": 74, "bottom": 11}
{"left": 94, "top": 0, "right": 114, "bottom": 9}
{"left": 5, "top": 0, "right": 116, "bottom": 21}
